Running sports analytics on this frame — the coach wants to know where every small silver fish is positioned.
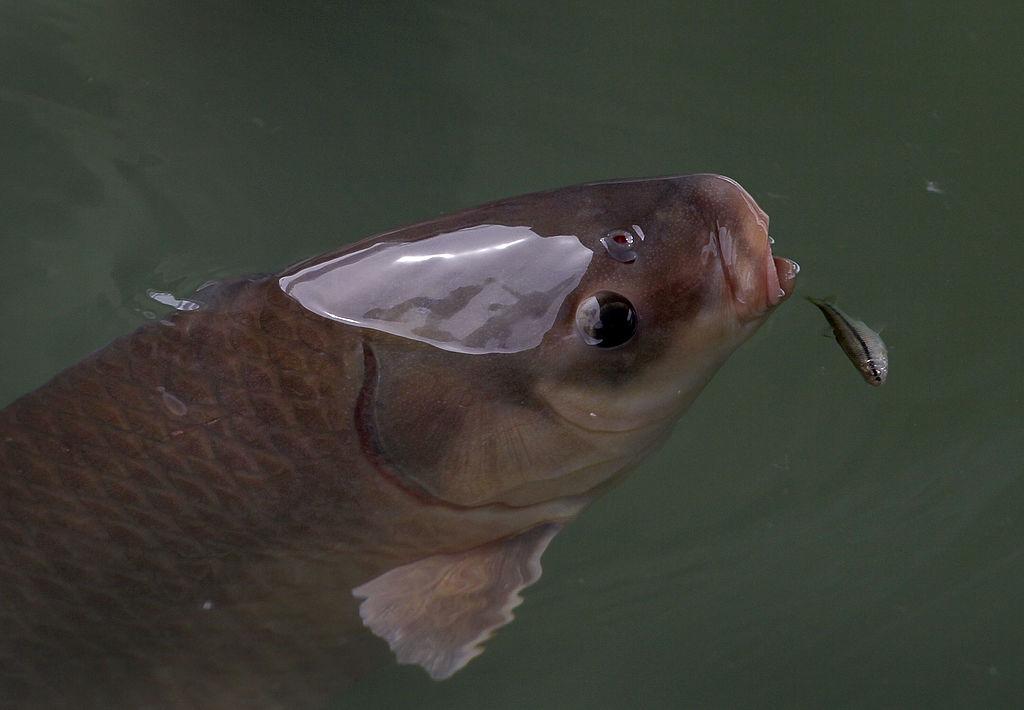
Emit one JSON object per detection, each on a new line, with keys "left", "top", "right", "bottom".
{"left": 808, "top": 297, "right": 888, "bottom": 386}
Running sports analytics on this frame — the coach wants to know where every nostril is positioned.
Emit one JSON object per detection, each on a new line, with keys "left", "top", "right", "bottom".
{"left": 601, "top": 230, "right": 638, "bottom": 263}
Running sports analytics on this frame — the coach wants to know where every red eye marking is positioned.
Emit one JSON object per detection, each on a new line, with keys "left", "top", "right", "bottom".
{"left": 612, "top": 233, "right": 629, "bottom": 245}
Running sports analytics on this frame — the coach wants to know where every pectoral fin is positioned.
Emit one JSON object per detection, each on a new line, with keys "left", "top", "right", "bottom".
{"left": 351, "top": 523, "right": 562, "bottom": 679}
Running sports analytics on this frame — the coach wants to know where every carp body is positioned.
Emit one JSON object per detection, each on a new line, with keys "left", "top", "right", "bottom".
{"left": 0, "top": 174, "right": 798, "bottom": 708}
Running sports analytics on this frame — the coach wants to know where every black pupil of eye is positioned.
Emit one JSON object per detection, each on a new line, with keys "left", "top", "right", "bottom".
{"left": 575, "top": 292, "right": 637, "bottom": 348}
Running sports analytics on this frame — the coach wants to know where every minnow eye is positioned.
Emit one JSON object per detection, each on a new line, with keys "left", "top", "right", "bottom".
{"left": 575, "top": 292, "right": 637, "bottom": 348}
{"left": 600, "top": 230, "right": 638, "bottom": 263}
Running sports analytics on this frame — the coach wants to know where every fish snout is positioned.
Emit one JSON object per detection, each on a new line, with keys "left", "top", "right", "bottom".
{"left": 696, "top": 174, "right": 798, "bottom": 319}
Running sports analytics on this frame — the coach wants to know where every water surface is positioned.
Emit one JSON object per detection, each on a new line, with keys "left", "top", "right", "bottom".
{"left": 1, "top": 1, "right": 1021, "bottom": 707}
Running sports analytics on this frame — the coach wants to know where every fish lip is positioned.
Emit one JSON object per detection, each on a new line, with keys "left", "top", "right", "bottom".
{"left": 701, "top": 175, "right": 798, "bottom": 317}
{"left": 772, "top": 253, "right": 799, "bottom": 304}
{"left": 715, "top": 226, "right": 798, "bottom": 320}
{"left": 765, "top": 238, "right": 783, "bottom": 306}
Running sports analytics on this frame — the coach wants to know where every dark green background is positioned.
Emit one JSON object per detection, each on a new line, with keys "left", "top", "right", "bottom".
{"left": 2, "top": 1, "right": 1021, "bottom": 707}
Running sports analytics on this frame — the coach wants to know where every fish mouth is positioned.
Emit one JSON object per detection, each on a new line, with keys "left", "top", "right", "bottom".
{"left": 703, "top": 175, "right": 798, "bottom": 319}
{"left": 769, "top": 247, "right": 800, "bottom": 307}
{"left": 712, "top": 224, "right": 798, "bottom": 320}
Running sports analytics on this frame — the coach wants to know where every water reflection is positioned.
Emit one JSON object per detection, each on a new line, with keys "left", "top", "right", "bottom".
{"left": 279, "top": 224, "right": 593, "bottom": 354}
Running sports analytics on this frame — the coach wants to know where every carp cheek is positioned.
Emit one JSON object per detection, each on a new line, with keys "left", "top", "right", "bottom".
{"left": 359, "top": 344, "right": 611, "bottom": 507}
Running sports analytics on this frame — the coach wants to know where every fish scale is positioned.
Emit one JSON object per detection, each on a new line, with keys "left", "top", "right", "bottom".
{"left": 0, "top": 277, "right": 581, "bottom": 707}
{"left": 0, "top": 280, "right": 388, "bottom": 707}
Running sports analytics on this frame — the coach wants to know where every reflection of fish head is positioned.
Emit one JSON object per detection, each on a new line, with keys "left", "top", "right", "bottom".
{"left": 281, "top": 174, "right": 796, "bottom": 510}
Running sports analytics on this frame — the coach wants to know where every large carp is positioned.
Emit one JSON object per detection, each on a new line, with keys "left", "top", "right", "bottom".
{"left": 0, "top": 174, "right": 798, "bottom": 708}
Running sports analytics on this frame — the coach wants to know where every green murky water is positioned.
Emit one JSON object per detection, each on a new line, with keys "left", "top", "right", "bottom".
{"left": 2, "top": 1, "right": 1022, "bottom": 706}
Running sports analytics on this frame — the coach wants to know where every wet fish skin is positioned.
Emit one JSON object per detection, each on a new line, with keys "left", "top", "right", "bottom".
{"left": 0, "top": 175, "right": 796, "bottom": 708}
{"left": 1, "top": 280, "right": 402, "bottom": 708}
{"left": 807, "top": 297, "right": 888, "bottom": 386}
{"left": 2, "top": 276, "right": 582, "bottom": 708}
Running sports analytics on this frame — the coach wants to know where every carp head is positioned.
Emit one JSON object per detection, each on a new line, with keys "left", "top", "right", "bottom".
{"left": 278, "top": 174, "right": 797, "bottom": 678}
{"left": 281, "top": 173, "right": 797, "bottom": 509}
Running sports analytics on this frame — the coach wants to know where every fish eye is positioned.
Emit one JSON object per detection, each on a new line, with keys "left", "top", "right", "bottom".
{"left": 575, "top": 291, "right": 638, "bottom": 348}
{"left": 600, "top": 230, "right": 638, "bottom": 263}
